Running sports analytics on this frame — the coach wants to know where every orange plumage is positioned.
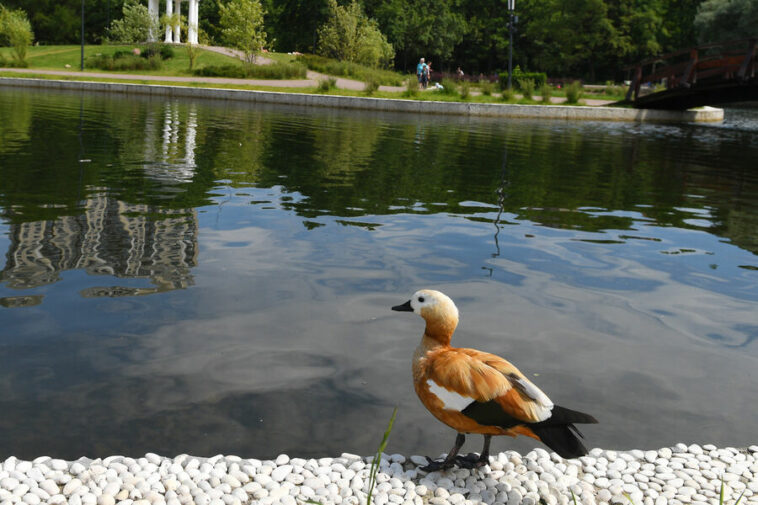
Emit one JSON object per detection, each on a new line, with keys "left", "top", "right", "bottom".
{"left": 393, "top": 289, "right": 597, "bottom": 471}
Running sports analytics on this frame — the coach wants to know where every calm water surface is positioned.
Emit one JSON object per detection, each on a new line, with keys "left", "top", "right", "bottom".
{"left": 0, "top": 88, "right": 756, "bottom": 460}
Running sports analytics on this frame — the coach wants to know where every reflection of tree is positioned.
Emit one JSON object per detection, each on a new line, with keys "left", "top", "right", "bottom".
{"left": 0, "top": 90, "right": 32, "bottom": 152}
{"left": 1, "top": 89, "right": 757, "bottom": 261}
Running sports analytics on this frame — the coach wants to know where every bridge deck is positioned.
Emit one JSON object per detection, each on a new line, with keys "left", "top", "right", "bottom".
{"left": 626, "top": 38, "right": 757, "bottom": 110}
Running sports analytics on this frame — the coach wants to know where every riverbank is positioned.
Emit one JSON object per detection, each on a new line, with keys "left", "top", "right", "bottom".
{"left": 0, "top": 76, "right": 723, "bottom": 123}
{"left": 1, "top": 445, "right": 756, "bottom": 505}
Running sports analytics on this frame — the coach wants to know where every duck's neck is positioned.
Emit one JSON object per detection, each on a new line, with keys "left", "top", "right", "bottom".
{"left": 422, "top": 320, "right": 455, "bottom": 347}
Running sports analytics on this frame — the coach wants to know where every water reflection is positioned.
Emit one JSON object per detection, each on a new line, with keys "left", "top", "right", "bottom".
{"left": 0, "top": 87, "right": 757, "bottom": 460}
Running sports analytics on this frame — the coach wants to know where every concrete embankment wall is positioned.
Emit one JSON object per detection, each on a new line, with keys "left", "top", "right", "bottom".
{"left": 0, "top": 77, "right": 724, "bottom": 123}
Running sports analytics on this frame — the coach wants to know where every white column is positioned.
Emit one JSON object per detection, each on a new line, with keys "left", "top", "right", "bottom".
{"left": 164, "top": 0, "right": 174, "bottom": 43}
{"left": 148, "top": 0, "right": 159, "bottom": 42}
{"left": 173, "top": 0, "right": 182, "bottom": 43}
{"left": 188, "top": 0, "right": 199, "bottom": 45}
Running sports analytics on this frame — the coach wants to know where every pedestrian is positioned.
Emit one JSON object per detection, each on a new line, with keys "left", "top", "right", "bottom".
{"left": 416, "top": 58, "right": 428, "bottom": 90}
{"left": 426, "top": 61, "right": 433, "bottom": 88}
{"left": 456, "top": 67, "right": 464, "bottom": 80}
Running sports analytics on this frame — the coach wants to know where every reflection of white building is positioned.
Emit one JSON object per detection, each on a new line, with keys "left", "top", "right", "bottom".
{"left": 143, "top": 102, "right": 198, "bottom": 183}
{"left": 0, "top": 196, "right": 199, "bottom": 296}
{"left": 1, "top": 101, "right": 203, "bottom": 299}
{"left": 147, "top": 0, "right": 200, "bottom": 44}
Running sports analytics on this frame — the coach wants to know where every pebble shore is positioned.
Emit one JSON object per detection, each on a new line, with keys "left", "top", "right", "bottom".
{"left": 1, "top": 445, "right": 757, "bottom": 505}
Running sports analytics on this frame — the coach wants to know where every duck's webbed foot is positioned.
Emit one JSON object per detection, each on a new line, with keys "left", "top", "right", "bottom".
{"left": 455, "top": 452, "right": 488, "bottom": 469}
{"left": 419, "top": 433, "right": 467, "bottom": 472}
{"left": 419, "top": 456, "right": 457, "bottom": 472}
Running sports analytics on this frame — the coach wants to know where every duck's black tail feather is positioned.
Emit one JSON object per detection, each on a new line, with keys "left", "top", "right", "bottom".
{"left": 530, "top": 405, "right": 598, "bottom": 459}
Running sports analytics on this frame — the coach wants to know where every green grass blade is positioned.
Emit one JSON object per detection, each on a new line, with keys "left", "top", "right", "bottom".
{"left": 570, "top": 489, "right": 579, "bottom": 505}
{"left": 366, "top": 407, "right": 398, "bottom": 505}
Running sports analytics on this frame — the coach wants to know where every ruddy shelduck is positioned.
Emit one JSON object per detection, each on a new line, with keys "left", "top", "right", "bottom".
{"left": 392, "top": 289, "right": 598, "bottom": 471}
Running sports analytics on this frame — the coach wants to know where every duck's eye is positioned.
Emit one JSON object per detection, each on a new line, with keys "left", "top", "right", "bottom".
{"left": 418, "top": 296, "right": 425, "bottom": 303}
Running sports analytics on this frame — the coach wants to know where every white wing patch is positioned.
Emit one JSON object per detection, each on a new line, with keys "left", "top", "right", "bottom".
{"left": 510, "top": 375, "right": 554, "bottom": 421}
{"left": 426, "top": 379, "right": 474, "bottom": 411}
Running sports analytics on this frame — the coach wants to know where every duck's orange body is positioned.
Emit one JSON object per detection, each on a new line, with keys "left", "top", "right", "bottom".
{"left": 393, "top": 289, "right": 597, "bottom": 470}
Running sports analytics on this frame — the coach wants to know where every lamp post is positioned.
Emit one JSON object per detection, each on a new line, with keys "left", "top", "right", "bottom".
{"left": 80, "top": 0, "right": 85, "bottom": 71}
{"left": 507, "top": 0, "right": 516, "bottom": 89}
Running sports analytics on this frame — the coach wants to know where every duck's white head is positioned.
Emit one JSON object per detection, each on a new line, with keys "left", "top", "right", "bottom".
{"left": 392, "top": 289, "right": 459, "bottom": 344}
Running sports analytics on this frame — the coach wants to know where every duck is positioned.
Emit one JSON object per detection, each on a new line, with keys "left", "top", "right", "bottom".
{"left": 392, "top": 289, "right": 598, "bottom": 472}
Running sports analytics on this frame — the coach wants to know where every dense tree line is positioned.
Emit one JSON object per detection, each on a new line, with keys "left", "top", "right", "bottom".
{"left": 2, "top": 0, "right": 756, "bottom": 81}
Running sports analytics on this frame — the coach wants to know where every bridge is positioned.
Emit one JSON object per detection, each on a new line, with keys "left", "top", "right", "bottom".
{"left": 625, "top": 38, "right": 757, "bottom": 110}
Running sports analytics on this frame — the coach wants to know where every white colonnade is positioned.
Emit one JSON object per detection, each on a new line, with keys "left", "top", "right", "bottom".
{"left": 146, "top": 0, "right": 199, "bottom": 45}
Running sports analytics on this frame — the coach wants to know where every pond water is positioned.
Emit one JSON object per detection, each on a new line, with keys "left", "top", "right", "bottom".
{"left": 0, "top": 88, "right": 756, "bottom": 461}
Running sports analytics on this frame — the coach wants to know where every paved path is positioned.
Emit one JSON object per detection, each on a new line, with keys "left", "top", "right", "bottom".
{"left": 0, "top": 62, "right": 613, "bottom": 105}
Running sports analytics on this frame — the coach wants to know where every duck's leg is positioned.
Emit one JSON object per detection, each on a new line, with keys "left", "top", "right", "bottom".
{"left": 420, "top": 433, "right": 465, "bottom": 472}
{"left": 456, "top": 434, "right": 492, "bottom": 468}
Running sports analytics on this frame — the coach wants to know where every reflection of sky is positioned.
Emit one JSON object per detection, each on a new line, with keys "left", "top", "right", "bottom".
{"left": 1, "top": 92, "right": 757, "bottom": 461}
{"left": 6, "top": 182, "right": 756, "bottom": 460}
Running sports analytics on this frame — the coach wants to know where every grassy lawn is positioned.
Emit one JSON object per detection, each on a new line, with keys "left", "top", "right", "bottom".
{"left": 0, "top": 44, "right": 241, "bottom": 76}
{"left": 0, "top": 45, "right": 622, "bottom": 106}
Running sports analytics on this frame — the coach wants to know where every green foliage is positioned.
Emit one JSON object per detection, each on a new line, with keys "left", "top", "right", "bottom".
{"left": 219, "top": 0, "right": 267, "bottom": 65}
{"left": 499, "top": 67, "right": 547, "bottom": 91}
{"left": 297, "top": 53, "right": 403, "bottom": 85}
{"left": 86, "top": 51, "right": 162, "bottom": 71}
{"left": 107, "top": 0, "right": 158, "bottom": 44}
{"left": 363, "top": 76, "right": 380, "bottom": 95}
{"left": 479, "top": 79, "right": 494, "bottom": 96}
{"left": 402, "top": 75, "right": 418, "bottom": 97}
{"left": 370, "top": 0, "right": 465, "bottom": 67}
{"left": 194, "top": 61, "right": 307, "bottom": 79}
{"left": 317, "top": 0, "right": 394, "bottom": 68}
{"left": 518, "top": 78, "right": 535, "bottom": 100}
{"left": 186, "top": 43, "right": 199, "bottom": 71}
{"left": 83, "top": 44, "right": 173, "bottom": 71}
{"left": 694, "top": 0, "right": 758, "bottom": 43}
{"left": 436, "top": 78, "right": 459, "bottom": 96}
{"left": 317, "top": 76, "right": 337, "bottom": 91}
{"left": 539, "top": 83, "right": 552, "bottom": 104}
{"left": 0, "top": 5, "right": 33, "bottom": 63}
{"left": 565, "top": 80, "right": 584, "bottom": 104}
{"left": 501, "top": 87, "right": 515, "bottom": 101}
{"left": 459, "top": 80, "right": 471, "bottom": 99}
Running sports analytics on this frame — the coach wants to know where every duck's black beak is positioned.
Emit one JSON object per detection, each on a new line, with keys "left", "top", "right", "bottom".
{"left": 392, "top": 300, "right": 413, "bottom": 312}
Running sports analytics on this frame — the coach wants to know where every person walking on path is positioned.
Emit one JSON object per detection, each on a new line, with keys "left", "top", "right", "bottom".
{"left": 426, "top": 61, "right": 433, "bottom": 88}
{"left": 417, "top": 58, "right": 428, "bottom": 90}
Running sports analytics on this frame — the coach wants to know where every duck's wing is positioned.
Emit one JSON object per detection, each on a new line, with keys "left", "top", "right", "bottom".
{"left": 425, "top": 347, "right": 554, "bottom": 423}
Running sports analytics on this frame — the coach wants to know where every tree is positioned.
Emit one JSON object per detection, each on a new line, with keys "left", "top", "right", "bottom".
{"left": 317, "top": 0, "right": 393, "bottom": 68}
{"left": 107, "top": 0, "right": 158, "bottom": 43}
{"left": 0, "top": 5, "right": 34, "bottom": 63}
{"left": 366, "top": 0, "right": 465, "bottom": 71}
{"left": 219, "top": 0, "right": 267, "bottom": 65}
{"left": 694, "top": 0, "right": 758, "bottom": 43}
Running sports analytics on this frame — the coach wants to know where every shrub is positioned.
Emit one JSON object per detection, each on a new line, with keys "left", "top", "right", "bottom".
{"left": 518, "top": 78, "right": 535, "bottom": 101}
{"left": 317, "top": 76, "right": 337, "bottom": 91}
{"left": 501, "top": 87, "right": 515, "bottom": 101}
{"left": 539, "top": 83, "right": 552, "bottom": 104}
{"left": 0, "top": 6, "right": 34, "bottom": 63}
{"left": 565, "top": 80, "right": 584, "bottom": 104}
{"left": 194, "top": 61, "right": 307, "bottom": 79}
{"left": 479, "top": 79, "right": 494, "bottom": 96}
{"left": 297, "top": 53, "right": 403, "bottom": 86}
{"left": 85, "top": 52, "right": 162, "bottom": 71}
{"left": 363, "top": 77, "right": 380, "bottom": 95}
{"left": 499, "top": 66, "right": 546, "bottom": 90}
{"left": 436, "top": 78, "right": 459, "bottom": 96}
{"left": 402, "top": 75, "right": 418, "bottom": 97}
{"left": 459, "top": 80, "right": 470, "bottom": 99}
